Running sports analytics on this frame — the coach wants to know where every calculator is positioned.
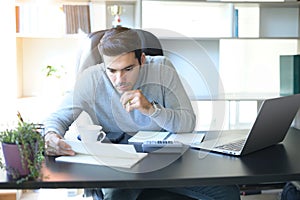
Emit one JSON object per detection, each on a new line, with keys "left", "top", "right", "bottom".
{"left": 142, "top": 140, "right": 185, "bottom": 153}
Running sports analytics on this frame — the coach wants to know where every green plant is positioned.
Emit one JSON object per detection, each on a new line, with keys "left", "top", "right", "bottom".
{"left": 0, "top": 112, "right": 45, "bottom": 183}
{"left": 43, "top": 65, "right": 66, "bottom": 79}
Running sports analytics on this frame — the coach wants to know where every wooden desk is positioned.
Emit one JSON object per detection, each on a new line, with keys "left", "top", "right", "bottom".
{"left": 0, "top": 128, "right": 300, "bottom": 189}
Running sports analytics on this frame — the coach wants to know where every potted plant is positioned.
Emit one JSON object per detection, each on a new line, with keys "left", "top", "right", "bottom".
{"left": 0, "top": 112, "right": 45, "bottom": 183}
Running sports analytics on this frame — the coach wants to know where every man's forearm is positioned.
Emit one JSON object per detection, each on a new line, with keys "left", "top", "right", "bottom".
{"left": 151, "top": 107, "right": 196, "bottom": 132}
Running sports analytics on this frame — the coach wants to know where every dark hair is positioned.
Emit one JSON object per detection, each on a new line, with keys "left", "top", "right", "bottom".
{"left": 98, "top": 26, "right": 142, "bottom": 64}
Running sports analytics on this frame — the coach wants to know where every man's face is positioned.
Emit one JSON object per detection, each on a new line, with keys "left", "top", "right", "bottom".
{"left": 104, "top": 52, "right": 143, "bottom": 94}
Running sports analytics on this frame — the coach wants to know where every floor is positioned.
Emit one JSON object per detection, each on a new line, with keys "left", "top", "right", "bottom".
{"left": 18, "top": 189, "right": 281, "bottom": 200}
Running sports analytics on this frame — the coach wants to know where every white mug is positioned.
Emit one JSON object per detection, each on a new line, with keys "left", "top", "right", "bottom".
{"left": 77, "top": 125, "right": 106, "bottom": 143}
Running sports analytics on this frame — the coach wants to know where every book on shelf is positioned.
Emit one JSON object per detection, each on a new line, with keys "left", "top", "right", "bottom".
{"left": 280, "top": 55, "right": 300, "bottom": 96}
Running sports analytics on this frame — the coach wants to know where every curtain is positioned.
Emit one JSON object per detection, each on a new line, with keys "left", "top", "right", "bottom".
{"left": 63, "top": 5, "right": 91, "bottom": 34}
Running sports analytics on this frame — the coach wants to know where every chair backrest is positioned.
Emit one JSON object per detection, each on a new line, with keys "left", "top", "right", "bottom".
{"left": 76, "top": 28, "right": 163, "bottom": 74}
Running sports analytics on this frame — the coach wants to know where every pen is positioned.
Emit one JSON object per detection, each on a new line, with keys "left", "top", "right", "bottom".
{"left": 126, "top": 89, "right": 142, "bottom": 105}
{"left": 191, "top": 132, "right": 206, "bottom": 145}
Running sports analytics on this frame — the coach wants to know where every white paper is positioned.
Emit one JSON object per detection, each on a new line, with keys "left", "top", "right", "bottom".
{"left": 128, "top": 131, "right": 170, "bottom": 143}
{"left": 55, "top": 140, "right": 148, "bottom": 168}
{"left": 55, "top": 153, "right": 147, "bottom": 168}
{"left": 64, "top": 140, "right": 138, "bottom": 158}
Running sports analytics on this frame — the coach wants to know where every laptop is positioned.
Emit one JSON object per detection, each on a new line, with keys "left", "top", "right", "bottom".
{"left": 191, "top": 94, "right": 300, "bottom": 156}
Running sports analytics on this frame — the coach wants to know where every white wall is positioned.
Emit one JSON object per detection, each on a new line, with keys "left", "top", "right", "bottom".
{"left": 260, "top": 7, "right": 299, "bottom": 37}
{"left": 0, "top": 2, "right": 17, "bottom": 99}
{"left": 142, "top": 1, "right": 234, "bottom": 38}
{"left": 20, "top": 37, "right": 83, "bottom": 97}
{"left": 219, "top": 39, "right": 298, "bottom": 94}
{"left": 0, "top": 1, "right": 18, "bottom": 124}
{"left": 160, "top": 39, "right": 220, "bottom": 99}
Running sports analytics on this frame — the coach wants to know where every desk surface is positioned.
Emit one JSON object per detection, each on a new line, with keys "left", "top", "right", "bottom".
{"left": 1, "top": 128, "right": 300, "bottom": 189}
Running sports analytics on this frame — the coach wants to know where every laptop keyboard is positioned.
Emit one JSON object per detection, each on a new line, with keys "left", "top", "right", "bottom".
{"left": 215, "top": 139, "right": 246, "bottom": 151}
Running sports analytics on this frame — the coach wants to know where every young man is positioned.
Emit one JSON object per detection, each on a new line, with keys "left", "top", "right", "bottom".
{"left": 44, "top": 26, "right": 240, "bottom": 200}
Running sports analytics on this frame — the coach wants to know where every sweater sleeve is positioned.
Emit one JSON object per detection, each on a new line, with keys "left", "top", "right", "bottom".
{"left": 150, "top": 58, "right": 196, "bottom": 132}
{"left": 43, "top": 91, "right": 83, "bottom": 137}
{"left": 43, "top": 66, "right": 98, "bottom": 136}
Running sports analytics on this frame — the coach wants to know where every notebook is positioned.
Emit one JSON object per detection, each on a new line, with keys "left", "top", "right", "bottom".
{"left": 191, "top": 94, "right": 300, "bottom": 156}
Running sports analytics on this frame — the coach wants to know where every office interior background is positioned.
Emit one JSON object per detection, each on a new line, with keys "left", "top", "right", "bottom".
{"left": 1, "top": 0, "right": 300, "bottom": 132}
{"left": 0, "top": 0, "right": 299, "bottom": 199}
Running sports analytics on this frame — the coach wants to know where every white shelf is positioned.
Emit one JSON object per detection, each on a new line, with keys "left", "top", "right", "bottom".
{"left": 16, "top": 33, "right": 89, "bottom": 39}
{"left": 16, "top": 0, "right": 300, "bottom": 39}
{"left": 142, "top": 1, "right": 300, "bottom": 39}
{"left": 157, "top": 36, "right": 300, "bottom": 40}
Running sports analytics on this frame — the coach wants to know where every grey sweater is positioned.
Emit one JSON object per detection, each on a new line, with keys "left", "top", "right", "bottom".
{"left": 44, "top": 56, "right": 196, "bottom": 136}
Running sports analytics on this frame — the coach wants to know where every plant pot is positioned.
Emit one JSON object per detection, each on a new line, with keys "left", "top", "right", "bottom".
{"left": 1, "top": 143, "right": 30, "bottom": 178}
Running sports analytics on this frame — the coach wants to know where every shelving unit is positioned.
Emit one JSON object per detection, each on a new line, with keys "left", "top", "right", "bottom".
{"left": 142, "top": 1, "right": 300, "bottom": 39}
{"left": 140, "top": 0, "right": 300, "bottom": 98}
{"left": 140, "top": 0, "right": 300, "bottom": 130}
{"left": 12, "top": 0, "right": 300, "bottom": 129}
{"left": 14, "top": 0, "right": 300, "bottom": 96}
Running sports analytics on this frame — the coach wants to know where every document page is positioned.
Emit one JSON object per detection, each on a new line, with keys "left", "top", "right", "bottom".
{"left": 55, "top": 140, "right": 147, "bottom": 168}
{"left": 64, "top": 140, "right": 138, "bottom": 158}
{"left": 128, "top": 131, "right": 205, "bottom": 146}
{"left": 167, "top": 132, "right": 205, "bottom": 145}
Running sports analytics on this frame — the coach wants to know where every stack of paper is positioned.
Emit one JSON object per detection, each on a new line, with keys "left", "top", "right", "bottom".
{"left": 167, "top": 133, "right": 205, "bottom": 145}
{"left": 55, "top": 140, "right": 147, "bottom": 168}
{"left": 128, "top": 131, "right": 170, "bottom": 144}
{"left": 128, "top": 131, "right": 205, "bottom": 146}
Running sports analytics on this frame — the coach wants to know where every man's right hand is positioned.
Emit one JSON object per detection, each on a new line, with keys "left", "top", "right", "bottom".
{"left": 44, "top": 131, "right": 75, "bottom": 156}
